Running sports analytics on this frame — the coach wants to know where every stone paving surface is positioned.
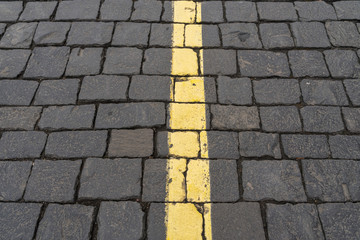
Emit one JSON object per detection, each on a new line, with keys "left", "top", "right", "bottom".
{"left": 0, "top": 0, "right": 360, "bottom": 239}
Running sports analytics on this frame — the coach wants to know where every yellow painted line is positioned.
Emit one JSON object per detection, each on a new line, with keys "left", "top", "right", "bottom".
{"left": 165, "top": 1, "right": 212, "bottom": 239}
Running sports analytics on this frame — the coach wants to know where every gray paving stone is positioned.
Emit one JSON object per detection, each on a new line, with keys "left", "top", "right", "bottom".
{"left": 38, "top": 105, "right": 95, "bottom": 130}
{"left": 191, "top": 24, "right": 220, "bottom": 47}
{"left": 225, "top": 1, "right": 257, "bottom": 22}
{"left": 344, "top": 79, "right": 360, "bottom": 106}
{"left": 291, "top": 22, "right": 331, "bottom": 48}
{"left": 239, "top": 132, "right": 281, "bottom": 159}
{"left": 260, "top": 106, "right": 302, "bottom": 132}
{"left": 243, "top": 160, "right": 306, "bottom": 201}
{"left": 318, "top": 203, "right": 360, "bottom": 240}
{"left": 34, "top": 79, "right": 79, "bottom": 105}
{"left": 257, "top": 2, "right": 297, "bottom": 21}
{"left": 79, "top": 75, "right": 129, "bottom": 102}
{"left": 0, "top": 49, "right": 31, "bottom": 78}
{"left": 206, "top": 131, "right": 240, "bottom": 159}
{"left": 282, "top": 134, "right": 330, "bottom": 159}
{"left": 0, "top": 203, "right": 41, "bottom": 240}
{"left": 259, "top": 23, "right": 294, "bottom": 49}
{"left": 288, "top": 50, "right": 329, "bottom": 77}
{"left": 0, "top": 161, "right": 32, "bottom": 201}
{"left": 103, "top": 47, "right": 143, "bottom": 74}
{"left": 65, "top": 48, "right": 102, "bottom": 76}
{"left": 142, "top": 159, "right": 168, "bottom": 201}
{"left": 220, "top": 23, "right": 262, "bottom": 49}
{"left": 295, "top": 1, "right": 337, "bottom": 21}
{"left": 0, "top": 107, "right": 41, "bottom": 130}
{"left": 129, "top": 75, "right": 172, "bottom": 101}
{"left": 0, "top": 23, "right": 5, "bottom": 35}
{"left": 155, "top": 131, "right": 171, "bottom": 158}
{"left": 0, "top": 131, "right": 47, "bottom": 159}
{"left": 324, "top": 50, "right": 360, "bottom": 78}
{"left": 112, "top": 22, "right": 150, "bottom": 47}
{"left": 211, "top": 105, "right": 259, "bottom": 130}
{"left": 24, "top": 47, "right": 70, "bottom": 78}
{"left": 343, "top": 108, "right": 360, "bottom": 133}
{"left": 33, "top": 22, "right": 71, "bottom": 45}
{"left": 253, "top": 79, "right": 300, "bottom": 104}
{"left": 79, "top": 158, "right": 142, "bottom": 200}
{"left": 326, "top": 21, "right": 360, "bottom": 48}
{"left": 202, "top": 49, "right": 237, "bottom": 75}
{"left": 109, "top": 129, "right": 153, "bottom": 157}
{"left": 211, "top": 203, "right": 266, "bottom": 240}
{"left": 150, "top": 24, "right": 174, "bottom": 47}
{"left": 303, "top": 160, "right": 360, "bottom": 202}
{"left": 96, "top": 102, "right": 165, "bottom": 128}
{"left": 175, "top": 77, "right": 217, "bottom": 103}
{"left": 146, "top": 203, "right": 166, "bottom": 240}
{"left": 24, "top": 160, "right": 81, "bottom": 202}
{"left": 142, "top": 48, "right": 172, "bottom": 75}
{"left": 238, "top": 51, "right": 290, "bottom": 77}
{"left": 67, "top": 22, "right": 113, "bottom": 45}
{"left": 0, "top": 2, "right": 22, "bottom": 22}
{"left": 55, "top": 0, "right": 100, "bottom": 20}
{"left": 267, "top": 204, "right": 324, "bottom": 240}
{"left": 301, "top": 79, "right": 348, "bottom": 106}
{"left": 329, "top": 135, "right": 360, "bottom": 159}
{"left": 100, "top": 0, "right": 132, "bottom": 20}
{"left": 36, "top": 204, "right": 94, "bottom": 240}
{"left": 334, "top": 1, "right": 360, "bottom": 20}
{"left": 301, "top": 106, "right": 344, "bottom": 133}
{"left": 0, "top": 80, "right": 38, "bottom": 105}
{"left": 45, "top": 131, "right": 107, "bottom": 158}
{"left": 131, "top": 0, "right": 162, "bottom": 22}
{"left": 198, "top": 1, "right": 223, "bottom": 23}
{"left": 217, "top": 76, "right": 252, "bottom": 105}
{"left": 161, "top": 2, "right": 178, "bottom": 22}
{"left": 19, "top": 2, "right": 57, "bottom": 21}
{"left": 0, "top": 22, "right": 37, "bottom": 48}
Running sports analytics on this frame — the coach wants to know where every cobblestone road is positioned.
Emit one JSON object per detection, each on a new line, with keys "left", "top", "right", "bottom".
{"left": 0, "top": 0, "right": 360, "bottom": 239}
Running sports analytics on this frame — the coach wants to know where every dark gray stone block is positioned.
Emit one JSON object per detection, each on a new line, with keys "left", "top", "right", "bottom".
{"left": 259, "top": 23, "right": 294, "bottom": 49}
{"left": 253, "top": 79, "right": 300, "bottom": 104}
{"left": 67, "top": 22, "right": 113, "bottom": 45}
{"left": 129, "top": 75, "right": 172, "bottom": 101}
{"left": 191, "top": 24, "right": 220, "bottom": 47}
{"left": 100, "top": 0, "right": 132, "bottom": 20}
{"left": 225, "top": 1, "right": 257, "bottom": 22}
{"left": 334, "top": 1, "right": 360, "bottom": 20}
{"left": 147, "top": 203, "right": 167, "bottom": 240}
{"left": 198, "top": 1, "right": 224, "bottom": 23}
{"left": 260, "top": 106, "right": 302, "bottom": 132}
{"left": 257, "top": 2, "right": 297, "bottom": 21}
{"left": 0, "top": 80, "right": 38, "bottom": 106}
{"left": 0, "top": 49, "right": 31, "bottom": 78}
{"left": 20, "top": 2, "right": 57, "bottom": 21}
{"left": 288, "top": 50, "right": 329, "bottom": 77}
{"left": 343, "top": 108, "right": 360, "bottom": 133}
{"left": 142, "top": 48, "right": 172, "bottom": 75}
{"left": 326, "top": 21, "right": 360, "bottom": 48}
{"left": 0, "top": 23, "right": 5, "bottom": 35}
{"left": 217, "top": 76, "right": 252, "bottom": 105}
{"left": 291, "top": 22, "right": 330, "bottom": 48}
{"left": 150, "top": 24, "right": 175, "bottom": 47}
{"left": 103, "top": 47, "right": 143, "bottom": 74}
{"left": 202, "top": 49, "right": 237, "bottom": 75}
{"left": 344, "top": 79, "right": 360, "bottom": 106}
{"left": 56, "top": 0, "right": 100, "bottom": 20}
{"left": 239, "top": 132, "right": 281, "bottom": 159}
{"left": 0, "top": 107, "right": 41, "bottom": 130}
{"left": 34, "top": 79, "right": 79, "bottom": 105}
{"left": 0, "top": 22, "right": 37, "bottom": 48}
{"left": 329, "top": 135, "right": 360, "bottom": 159}
{"left": 0, "top": 2, "right": 23, "bottom": 22}
{"left": 295, "top": 1, "right": 337, "bottom": 21}
{"left": 301, "top": 106, "right": 344, "bottom": 133}
{"left": 206, "top": 131, "right": 240, "bottom": 159}
{"left": 142, "top": 159, "right": 168, "bottom": 202}
{"left": 282, "top": 134, "right": 330, "bottom": 158}
{"left": 112, "top": 22, "right": 150, "bottom": 47}
{"left": 34, "top": 22, "right": 71, "bottom": 45}
{"left": 325, "top": 50, "right": 360, "bottom": 78}
{"left": 131, "top": 0, "right": 162, "bottom": 22}
{"left": 220, "top": 23, "right": 262, "bottom": 48}
{"left": 65, "top": 48, "right": 102, "bottom": 76}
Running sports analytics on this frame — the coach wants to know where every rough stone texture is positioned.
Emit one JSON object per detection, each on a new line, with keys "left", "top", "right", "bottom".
{"left": 103, "top": 47, "right": 143, "bottom": 74}
{"left": 96, "top": 102, "right": 165, "bottom": 128}
{"left": 100, "top": 0, "right": 132, "bottom": 21}
{"left": 295, "top": 1, "right": 337, "bottom": 21}
{"left": 34, "top": 22, "right": 71, "bottom": 44}
{"left": 142, "top": 159, "right": 168, "bottom": 201}
{"left": 65, "top": 48, "right": 102, "bottom": 76}
{"left": 0, "top": 2, "right": 23, "bottom": 22}
{"left": 79, "top": 158, "right": 142, "bottom": 200}
{"left": 206, "top": 131, "right": 240, "bottom": 159}
{"left": 343, "top": 108, "right": 360, "bottom": 133}
{"left": 20, "top": 2, "right": 57, "bottom": 21}
{"left": 0, "top": 49, "right": 31, "bottom": 78}
{"left": 211, "top": 105, "right": 259, "bottom": 130}
{"left": 225, "top": 1, "right": 257, "bottom": 22}
{"left": 303, "top": 160, "right": 360, "bottom": 202}
{"left": 324, "top": 50, "right": 360, "bottom": 78}
{"left": 147, "top": 203, "right": 167, "bottom": 240}
{"left": 326, "top": 21, "right": 360, "bottom": 48}
{"left": 344, "top": 79, "right": 360, "bottom": 106}
{"left": 67, "top": 22, "right": 113, "bottom": 45}
{"left": 257, "top": 2, "right": 297, "bottom": 21}
{"left": 288, "top": 50, "right": 329, "bottom": 77}
{"left": 142, "top": 48, "right": 172, "bottom": 75}
{"left": 150, "top": 24, "right": 175, "bottom": 47}
{"left": 267, "top": 204, "right": 324, "bottom": 240}
{"left": 0, "top": 161, "right": 32, "bottom": 201}
{"left": 198, "top": 1, "right": 224, "bottom": 23}
{"left": 260, "top": 106, "right": 302, "bottom": 132}
{"left": 190, "top": 25, "right": 220, "bottom": 47}
{"left": 0, "top": 22, "right": 37, "bottom": 48}
{"left": 131, "top": 0, "right": 162, "bottom": 21}
{"left": 301, "top": 79, "right": 348, "bottom": 106}
{"left": 291, "top": 22, "right": 331, "bottom": 48}
{"left": 45, "top": 131, "right": 107, "bottom": 158}
{"left": 242, "top": 160, "right": 306, "bottom": 201}
{"left": 259, "top": 23, "right": 294, "bottom": 49}
{"left": 108, "top": 129, "right": 154, "bottom": 157}
{"left": 0, "top": 203, "right": 41, "bottom": 240}
{"left": 0, "top": 24, "right": 6, "bottom": 35}
{"left": 217, "top": 76, "right": 252, "bottom": 105}
{"left": 34, "top": 79, "right": 79, "bottom": 105}
{"left": 220, "top": 23, "right": 262, "bottom": 49}
{"left": 334, "top": 1, "right": 360, "bottom": 20}
{"left": 112, "top": 22, "right": 150, "bottom": 46}
{"left": 203, "top": 49, "right": 237, "bottom": 75}
{"left": 24, "top": 160, "right": 81, "bottom": 202}
{"left": 239, "top": 132, "right": 281, "bottom": 159}
{"left": 36, "top": 204, "right": 94, "bottom": 240}
{"left": 0, "top": 131, "right": 47, "bottom": 160}
{"left": 238, "top": 51, "right": 290, "bottom": 77}
{"left": 129, "top": 75, "right": 172, "bottom": 101}
{"left": 301, "top": 106, "right": 344, "bottom": 133}
{"left": 253, "top": 79, "right": 301, "bottom": 104}
{"left": 0, "top": 107, "right": 41, "bottom": 130}
{"left": 38, "top": 105, "right": 95, "bottom": 130}
{"left": 329, "top": 135, "right": 360, "bottom": 159}
{"left": 55, "top": 0, "right": 100, "bottom": 20}
{"left": 282, "top": 134, "right": 330, "bottom": 158}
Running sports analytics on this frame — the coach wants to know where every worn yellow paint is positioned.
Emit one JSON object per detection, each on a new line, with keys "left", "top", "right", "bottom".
{"left": 204, "top": 203, "right": 212, "bottom": 239}
{"left": 173, "top": 1, "right": 196, "bottom": 23}
{"left": 172, "top": 24, "right": 185, "bottom": 47}
{"left": 200, "top": 131, "right": 209, "bottom": 158}
{"left": 168, "top": 131, "right": 199, "bottom": 158}
{"left": 175, "top": 77, "right": 206, "bottom": 102}
{"left": 187, "top": 160, "right": 211, "bottom": 202}
{"left": 168, "top": 103, "right": 207, "bottom": 130}
{"left": 185, "top": 25, "right": 202, "bottom": 47}
{"left": 166, "top": 158, "right": 187, "bottom": 202}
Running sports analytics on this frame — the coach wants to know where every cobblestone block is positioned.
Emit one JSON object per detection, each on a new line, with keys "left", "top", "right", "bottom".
{"left": 0, "top": 107, "right": 41, "bottom": 130}
{"left": 0, "top": 131, "right": 47, "bottom": 159}
{"left": 243, "top": 160, "right": 306, "bottom": 201}
{"left": 19, "top": 2, "right": 57, "bottom": 21}
{"left": 0, "top": 161, "right": 32, "bottom": 201}
{"left": 24, "top": 160, "right": 81, "bottom": 202}
{"left": 344, "top": 79, "right": 360, "bottom": 106}
{"left": 239, "top": 132, "right": 281, "bottom": 158}
{"left": 0, "top": 49, "right": 31, "bottom": 78}
{"left": 0, "top": 2, "right": 22, "bottom": 22}
{"left": 38, "top": 105, "right": 95, "bottom": 130}
{"left": 329, "top": 135, "right": 360, "bottom": 159}
{"left": 225, "top": 1, "right": 257, "bottom": 22}
{"left": 112, "top": 22, "right": 150, "bottom": 47}
{"left": 202, "top": 49, "right": 237, "bottom": 75}
{"left": 206, "top": 131, "right": 240, "bottom": 159}
{"left": 220, "top": 23, "right": 262, "bottom": 48}
{"left": 174, "top": 77, "right": 216, "bottom": 103}
{"left": 334, "top": 1, "right": 360, "bottom": 20}
{"left": 67, "top": 22, "right": 113, "bottom": 45}
{"left": 142, "top": 48, "right": 172, "bottom": 75}
{"left": 142, "top": 159, "right": 168, "bottom": 201}
{"left": 45, "top": 131, "right": 107, "bottom": 158}
{"left": 291, "top": 22, "right": 330, "bottom": 48}
{"left": 34, "top": 22, "right": 70, "bottom": 45}
{"left": 343, "top": 108, "right": 360, "bottom": 132}
{"left": 295, "top": 1, "right": 337, "bottom": 21}
{"left": 257, "top": 2, "right": 297, "bottom": 21}
{"left": 301, "top": 79, "right": 348, "bottom": 106}
{"left": 282, "top": 134, "right": 330, "bottom": 158}
{"left": 259, "top": 23, "right": 294, "bottom": 49}
{"left": 100, "top": 0, "right": 132, "bottom": 20}
{"left": 260, "top": 106, "right": 301, "bottom": 132}
{"left": 198, "top": 1, "right": 223, "bottom": 23}
{"left": 103, "top": 47, "right": 143, "bottom": 74}
{"left": 324, "top": 50, "right": 360, "bottom": 78}
{"left": 150, "top": 24, "right": 174, "bottom": 47}
{"left": 56, "top": 0, "right": 100, "bottom": 20}
{"left": 129, "top": 75, "right": 172, "bottom": 101}
{"left": 37, "top": 204, "right": 94, "bottom": 240}
{"left": 0, "top": 24, "right": 5, "bottom": 35}
{"left": 65, "top": 48, "right": 102, "bottom": 76}
{"left": 79, "top": 158, "right": 142, "bottom": 200}
{"left": 326, "top": 21, "right": 360, "bottom": 48}
{"left": 211, "top": 105, "right": 259, "bottom": 130}
{"left": 24, "top": 47, "right": 70, "bottom": 78}
{"left": 147, "top": 203, "right": 167, "bottom": 239}
{"left": 79, "top": 75, "right": 129, "bottom": 101}
{"left": 253, "top": 79, "right": 300, "bottom": 104}
{"left": 267, "top": 204, "right": 324, "bottom": 240}
{"left": 288, "top": 50, "right": 329, "bottom": 77}
{"left": 303, "top": 160, "right": 360, "bottom": 202}
{"left": 217, "top": 76, "right": 252, "bottom": 105}
{"left": 187, "top": 25, "right": 220, "bottom": 47}
{"left": 0, "top": 80, "right": 38, "bottom": 105}
{"left": 34, "top": 79, "right": 79, "bottom": 105}
{"left": 238, "top": 51, "right": 290, "bottom": 77}
{"left": 301, "top": 106, "right": 344, "bottom": 133}
{"left": 131, "top": 0, "right": 162, "bottom": 22}
{"left": 0, "top": 22, "right": 37, "bottom": 48}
